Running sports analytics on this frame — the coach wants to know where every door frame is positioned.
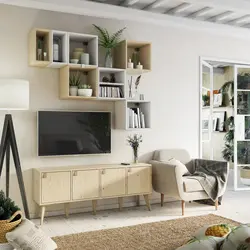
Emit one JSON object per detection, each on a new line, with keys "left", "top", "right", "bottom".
{"left": 199, "top": 56, "right": 250, "bottom": 159}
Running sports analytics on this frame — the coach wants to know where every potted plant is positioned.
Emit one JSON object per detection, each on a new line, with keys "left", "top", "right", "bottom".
{"left": 202, "top": 94, "right": 209, "bottom": 106}
{"left": 127, "top": 134, "right": 142, "bottom": 163}
{"left": 93, "top": 24, "right": 126, "bottom": 68}
{"left": 69, "top": 71, "right": 81, "bottom": 96}
{"left": 78, "top": 84, "right": 93, "bottom": 97}
{"left": 0, "top": 191, "right": 22, "bottom": 243}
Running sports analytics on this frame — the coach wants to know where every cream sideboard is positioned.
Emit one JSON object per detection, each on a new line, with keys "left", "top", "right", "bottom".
{"left": 33, "top": 163, "right": 152, "bottom": 224}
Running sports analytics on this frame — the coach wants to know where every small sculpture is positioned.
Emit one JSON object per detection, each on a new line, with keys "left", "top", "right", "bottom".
{"left": 110, "top": 73, "right": 116, "bottom": 83}
{"left": 102, "top": 76, "right": 110, "bottom": 83}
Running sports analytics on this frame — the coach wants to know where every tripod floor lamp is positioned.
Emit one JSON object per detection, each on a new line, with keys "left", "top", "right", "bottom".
{"left": 0, "top": 79, "right": 30, "bottom": 219}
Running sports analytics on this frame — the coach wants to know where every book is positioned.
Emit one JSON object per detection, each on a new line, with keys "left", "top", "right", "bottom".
{"left": 137, "top": 108, "right": 141, "bottom": 128}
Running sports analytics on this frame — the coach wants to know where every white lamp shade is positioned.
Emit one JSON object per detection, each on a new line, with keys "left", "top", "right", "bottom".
{"left": 0, "top": 79, "right": 29, "bottom": 110}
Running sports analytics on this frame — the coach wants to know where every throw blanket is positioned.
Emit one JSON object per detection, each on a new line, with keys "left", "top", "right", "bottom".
{"left": 187, "top": 159, "right": 228, "bottom": 202}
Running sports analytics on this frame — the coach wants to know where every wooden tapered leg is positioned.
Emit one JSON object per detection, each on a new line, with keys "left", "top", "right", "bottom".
{"left": 136, "top": 195, "right": 140, "bottom": 206}
{"left": 161, "top": 193, "right": 164, "bottom": 207}
{"left": 92, "top": 200, "right": 97, "bottom": 215}
{"left": 64, "top": 203, "right": 70, "bottom": 218}
{"left": 118, "top": 197, "right": 123, "bottom": 211}
{"left": 40, "top": 206, "right": 46, "bottom": 225}
{"left": 215, "top": 199, "right": 219, "bottom": 210}
{"left": 144, "top": 194, "right": 151, "bottom": 211}
{"left": 181, "top": 200, "right": 185, "bottom": 216}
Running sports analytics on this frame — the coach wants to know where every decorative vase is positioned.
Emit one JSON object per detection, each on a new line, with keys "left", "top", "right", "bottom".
{"left": 105, "top": 49, "right": 113, "bottom": 68}
{"left": 37, "top": 49, "right": 43, "bottom": 61}
{"left": 69, "top": 86, "right": 78, "bottom": 96}
{"left": 133, "top": 147, "right": 138, "bottom": 164}
{"left": 81, "top": 53, "right": 90, "bottom": 65}
{"left": 78, "top": 89, "right": 93, "bottom": 97}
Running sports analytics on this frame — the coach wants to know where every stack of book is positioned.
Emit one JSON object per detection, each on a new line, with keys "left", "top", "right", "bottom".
{"left": 127, "top": 107, "right": 146, "bottom": 129}
{"left": 99, "top": 86, "right": 123, "bottom": 98}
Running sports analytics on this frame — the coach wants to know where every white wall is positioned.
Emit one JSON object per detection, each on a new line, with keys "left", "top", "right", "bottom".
{"left": 1, "top": 4, "right": 250, "bottom": 217}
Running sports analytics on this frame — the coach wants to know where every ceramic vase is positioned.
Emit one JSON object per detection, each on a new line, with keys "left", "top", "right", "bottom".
{"left": 105, "top": 49, "right": 113, "bottom": 68}
{"left": 69, "top": 86, "right": 78, "bottom": 96}
{"left": 133, "top": 147, "right": 138, "bottom": 164}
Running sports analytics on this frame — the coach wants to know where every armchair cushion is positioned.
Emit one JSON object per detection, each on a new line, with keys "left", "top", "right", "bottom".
{"left": 153, "top": 149, "right": 191, "bottom": 164}
{"left": 168, "top": 158, "right": 190, "bottom": 176}
{"left": 183, "top": 177, "right": 203, "bottom": 192}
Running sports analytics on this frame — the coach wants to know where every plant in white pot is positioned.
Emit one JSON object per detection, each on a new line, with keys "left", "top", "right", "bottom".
{"left": 69, "top": 71, "right": 81, "bottom": 96}
{"left": 78, "top": 84, "right": 93, "bottom": 97}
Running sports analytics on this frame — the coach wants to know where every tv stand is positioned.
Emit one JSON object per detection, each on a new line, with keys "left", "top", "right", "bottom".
{"left": 33, "top": 163, "right": 152, "bottom": 225}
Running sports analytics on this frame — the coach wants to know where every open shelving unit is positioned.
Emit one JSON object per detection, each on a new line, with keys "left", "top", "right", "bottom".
{"left": 113, "top": 40, "right": 151, "bottom": 75}
{"left": 115, "top": 100, "right": 151, "bottom": 130}
{"left": 28, "top": 28, "right": 152, "bottom": 130}
{"left": 59, "top": 66, "right": 98, "bottom": 100}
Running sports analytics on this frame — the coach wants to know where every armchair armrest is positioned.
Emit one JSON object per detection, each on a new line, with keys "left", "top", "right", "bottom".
{"left": 149, "top": 160, "right": 184, "bottom": 199}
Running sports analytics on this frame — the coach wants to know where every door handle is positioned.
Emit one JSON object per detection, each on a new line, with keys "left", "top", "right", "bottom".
{"left": 42, "top": 173, "right": 47, "bottom": 179}
{"left": 102, "top": 170, "right": 106, "bottom": 175}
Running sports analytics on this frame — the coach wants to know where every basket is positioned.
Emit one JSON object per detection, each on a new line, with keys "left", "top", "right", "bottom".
{"left": 0, "top": 211, "right": 22, "bottom": 243}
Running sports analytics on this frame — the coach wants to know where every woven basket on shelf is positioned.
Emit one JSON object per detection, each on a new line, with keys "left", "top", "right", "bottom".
{"left": 0, "top": 211, "right": 22, "bottom": 243}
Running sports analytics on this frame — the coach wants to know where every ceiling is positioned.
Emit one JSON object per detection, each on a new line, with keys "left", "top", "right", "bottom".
{"left": 86, "top": 0, "right": 250, "bottom": 29}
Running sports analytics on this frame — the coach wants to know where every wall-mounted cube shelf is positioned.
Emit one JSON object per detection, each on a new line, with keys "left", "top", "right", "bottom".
{"left": 29, "top": 28, "right": 152, "bottom": 130}
{"left": 115, "top": 100, "right": 151, "bottom": 130}
{"left": 69, "top": 33, "right": 98, "bottom": 67}
{"left": 98, "top": 67, "right": 126, "bottom": 100}
{"left": 29, "top": 28, "right": 51, "bottom": 67}
{"left": 114, "top": 40, "right": 151, "bottom": 74}
{"left": 59, "top": 66, "right": 98, "bottom": 100}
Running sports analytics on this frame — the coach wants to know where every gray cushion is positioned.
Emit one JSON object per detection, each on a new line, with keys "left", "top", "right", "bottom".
{"left": 183, "top": 177, "right": 204, "bottom": 192}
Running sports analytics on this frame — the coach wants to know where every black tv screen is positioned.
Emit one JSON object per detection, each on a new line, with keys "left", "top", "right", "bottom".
{"left": 38, "top": 111, "right": 111, "bottom": 156}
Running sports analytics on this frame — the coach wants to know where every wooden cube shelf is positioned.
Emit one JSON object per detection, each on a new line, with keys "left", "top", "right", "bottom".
{"left": 113, "top": 40, "right": 151, "bottom": 74}
{"left": 69, "top": 33, "right": 98, "bottom": 67}
{"left": 29, "top": 28, "right": 51, "bottom": 67}
{"left": 59, "top": 66, "right": 98, "bottom": 100}
{"left": 115, "top": 100, "right": 151, "bottom": 130}
{"left": 98, "top": 67, "right": 126, "bottom": 101}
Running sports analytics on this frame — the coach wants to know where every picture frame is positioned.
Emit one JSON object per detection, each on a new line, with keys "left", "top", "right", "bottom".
{"left": 213, "top": 111, "right": 226, "bottom": 131}
{"left": 213, "top": 117, "right": 217, "bottom": 131}
{"left": 213, "top": 93, "right": 223, "bottom": 107}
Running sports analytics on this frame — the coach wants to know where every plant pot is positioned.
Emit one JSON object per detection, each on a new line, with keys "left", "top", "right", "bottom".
{"left": 240, "top": 167, "right": 250, "bottom": 186}
{"left": 69, "top": 86, "right": 78, "bottom": 96}
{"left": 78, "top": 89, "right": 93, "bottom": 97}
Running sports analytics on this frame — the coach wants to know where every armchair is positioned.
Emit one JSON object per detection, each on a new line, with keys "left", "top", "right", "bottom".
{"left": 149, "top": 149, "right": 229, "bottom": 215}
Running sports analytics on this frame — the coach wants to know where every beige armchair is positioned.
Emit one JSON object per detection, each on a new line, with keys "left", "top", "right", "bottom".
{"left": 149, "top": 149, "right": 229, "bottom": 215}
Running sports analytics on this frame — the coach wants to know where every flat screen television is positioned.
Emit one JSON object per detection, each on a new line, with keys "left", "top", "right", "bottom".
{"left": 38, "top": 111, "right": 111, "bottom": 156}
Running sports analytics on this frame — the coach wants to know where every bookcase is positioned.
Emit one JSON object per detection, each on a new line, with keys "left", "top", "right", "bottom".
{"left": 28, "top": 28, "right": 152, "bottom": 130}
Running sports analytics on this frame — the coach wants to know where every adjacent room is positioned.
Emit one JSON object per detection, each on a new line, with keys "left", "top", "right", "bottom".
{"left": 0, "top": 0, "right": 250, "bottom": 249}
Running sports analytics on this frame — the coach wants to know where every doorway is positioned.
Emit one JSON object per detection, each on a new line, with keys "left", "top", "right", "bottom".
{"left": 200, "top": 58, "right": 250, "bottom": 191}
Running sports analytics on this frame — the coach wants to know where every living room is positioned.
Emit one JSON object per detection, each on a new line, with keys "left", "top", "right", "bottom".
{"left": 1, "top": 0, "right": 250, "bottom": 249}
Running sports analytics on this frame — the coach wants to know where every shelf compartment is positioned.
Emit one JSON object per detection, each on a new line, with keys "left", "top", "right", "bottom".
{"left": 48, "top": 30, "right": 68, "bottom": 68}
{"left": 69, "top": 33, "right": 98, "bottom": 67}
{"left": 115, "top": 100, "right": 151, "bottom": 130}
{"left": 59, "top": 66, "right": 98, "bottom": 100}
{"left": 113, "top": 40, "right": 151, "bottom": 73}
{"left": 29, "top": 28, "right": 51, "bottom": 67}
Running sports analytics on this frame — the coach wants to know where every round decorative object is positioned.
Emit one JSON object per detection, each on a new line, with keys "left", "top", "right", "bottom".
{"left": 110, "top": 74, "right": 116, "bottom": 83}
{"left": 78, "top": 89, "right": 93, "bottom": 97}
{"left": 102, "top": 77, "right": 110, "bottom": 83}
{"left": 74, "top": 48, "right": 84, "bottom": 53}
{"left": 70, "top": 59, "right": 79, "bottom": 64}
{"left": 69, "top": 86, "right": 78, "bottom": 96}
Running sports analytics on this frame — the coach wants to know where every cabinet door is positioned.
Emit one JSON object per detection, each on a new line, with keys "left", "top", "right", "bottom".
{"left": 127, "top": 167, "right": 151, "bottom": 195}
{"left": 41, "top": 171, "right": 71, "bottom": 204}
{"left": 72, "top": 170, "right": 100, "bottom": 200}
{"left": 101, "top": 168, "right": 126, "bottom": 197}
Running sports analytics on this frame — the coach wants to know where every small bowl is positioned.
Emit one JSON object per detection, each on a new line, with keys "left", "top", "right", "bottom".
{"left": 70, "top": 59, "right": 79, "bottom": 64}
